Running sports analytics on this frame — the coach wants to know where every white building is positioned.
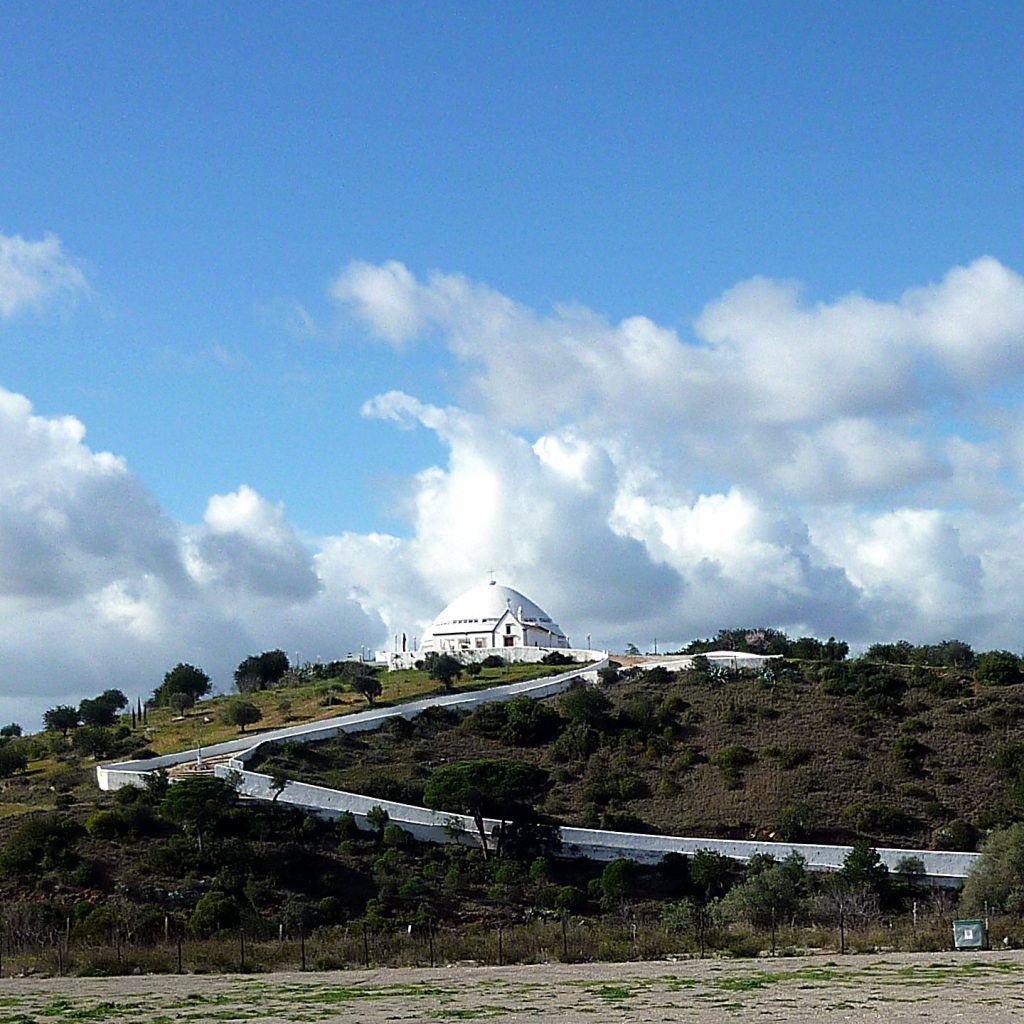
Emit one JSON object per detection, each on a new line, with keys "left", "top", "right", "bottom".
{"left": 419, "top": 580, "right": 571, "bottom": 655}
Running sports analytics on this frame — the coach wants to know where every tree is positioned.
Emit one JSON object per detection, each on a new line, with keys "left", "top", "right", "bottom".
{"left": 352, "top": 674, "right": 384, "bottom": 705}
{"left": 718, "top": 853, "right": 807, "bottom": 927}
{"left": 79, "top": 689, "right": 128, "bottom": 727}
{"left": 43, "top": 705, "right": 80, "bottom": 738}
{"left": 428, "top": 653, "right": 463, "bottom": 692}
{"left": 168, "top": 691, "right": 195, "bottom": 715}
{"left": 0, "top": 723, "right": 22, "bottom": 738}
{"left": 234, "top": 649, "right": 290, "bottom": 693}
{"left": 0, "top": 743, "right": 28, "bottom": 778}
{"left": 559, "top": 683, "right": 612, "bottom": 729}
{"left": 976, "top": 650, "right": 1023, "bottom": 686}
{"left": 961, "top": 823, "right": 1024, "bottom": 913}
{"left": 423, "top": 759, "right": 549, "bottom": 859}
{"left": 160, "top": 774, "right": 237, "bottom": 854}
{"left": 71, "top": 725, "right": 118, "bottom": 758}
{"left": 365, "top": 805, "right": 390, "bottom": 836}
{"left": 838, "top": 841, "right": 890, "bottom": 901}
{"left": 689, "top": 849, "right": 737, "bottom": 903}
{"left": 220, "top": 699, "right": 262, "bottom": 733}
{"left": 154, "top": 663, "right": 211, "bottom": 706}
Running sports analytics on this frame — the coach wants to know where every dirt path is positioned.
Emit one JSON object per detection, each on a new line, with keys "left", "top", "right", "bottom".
{"left": 1, "top": 951, "right": 1022, "bottom": 1022}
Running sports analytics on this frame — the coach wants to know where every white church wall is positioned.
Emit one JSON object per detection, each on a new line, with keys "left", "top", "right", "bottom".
{"left": 383, "top": 646, "right": 606, "bottom": 671}
{"left": 96, "top": 654, "right": 979, "bottom": 888}
{"left": 217, "top": 765, "right": 976, "bottom": 888}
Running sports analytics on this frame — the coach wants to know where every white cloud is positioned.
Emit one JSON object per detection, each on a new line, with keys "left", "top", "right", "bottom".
{"left": 7, "top": 253, "right": 1024, "bottom": 726}
{"left": 329, "top": 257, "right": 1024, "bottom": 655}
{"left": 0, "top": 386, "right": 381, "bottom": 728}
{"left": 0, "top": 232, "right": 88, "bottom": 319}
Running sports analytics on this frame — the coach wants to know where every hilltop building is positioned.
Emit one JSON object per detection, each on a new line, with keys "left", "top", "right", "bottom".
{"left": 420, "top": 579, "right": 571, "bottom": 655}
{"left": 380, "top": 579, "right": 594, "bottom": 669}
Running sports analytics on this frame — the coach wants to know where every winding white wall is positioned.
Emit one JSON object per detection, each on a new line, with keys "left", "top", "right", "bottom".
{"left": 96, "top": 659, "right": 979, "bottom": 888}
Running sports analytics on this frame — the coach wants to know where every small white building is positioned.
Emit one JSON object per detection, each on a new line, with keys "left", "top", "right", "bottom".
{"left": 419, "top": 580, "right": 571, "bottom": 655}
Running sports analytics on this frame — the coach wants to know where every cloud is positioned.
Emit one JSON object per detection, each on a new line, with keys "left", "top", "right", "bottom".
{"left": 7, "top": 254, "right": 1024, "bottom": 726}
{"left": 0, "top": 386, "right": 381, "bottom": 728}
{"left": 330, "top": 257, "right": 1024, "bottom": 655}
{"left": 0, "top": 232, "right": 88, "bottom": 319}
{"left": 188, "top": 485, "right": 321, "bottom": 599}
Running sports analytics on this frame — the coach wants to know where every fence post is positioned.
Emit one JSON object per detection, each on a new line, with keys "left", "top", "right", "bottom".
{"left": 428, "top": 923, "right": 435, "bottom": 968}
{"left": 771, "top": 905, "right": 776, "bottom": 956}
{"left": 561, "top": 911, "right": 569, "bottom": 962}
{"left": 300, "top": 927, "right": 306, "bottom": 972}
{"left": 839, "top": 902, "right": 845, "bottom": 955}
{"left": 177, "top": 933, "right": 183, "bottom": 975}
{"left": 497, "top": 926, "right": 503, "bottom": 967}
{"left": 239, "top": 928, "right": 246, "bottom": 972}
{"left": 363, "top": 923, "right": 370, "bottom": 968}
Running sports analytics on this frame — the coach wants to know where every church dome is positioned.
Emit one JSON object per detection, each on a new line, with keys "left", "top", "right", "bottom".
{"left": 419, "top": 580, "right": 569, "bottom": 651}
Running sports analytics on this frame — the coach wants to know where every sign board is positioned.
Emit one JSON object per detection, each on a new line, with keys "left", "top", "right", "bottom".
{"left": 953, "top": 918, "right": 986, "bottom": 950}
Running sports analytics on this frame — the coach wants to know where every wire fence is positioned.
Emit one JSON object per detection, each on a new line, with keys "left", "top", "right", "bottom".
{"left": 0, "top": 908, "right": 1014, "bottom": 977}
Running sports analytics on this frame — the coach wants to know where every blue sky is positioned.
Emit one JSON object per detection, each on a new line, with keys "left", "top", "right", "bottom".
{"left": 2, "top": 4, "right": 1024, "bottom": 723}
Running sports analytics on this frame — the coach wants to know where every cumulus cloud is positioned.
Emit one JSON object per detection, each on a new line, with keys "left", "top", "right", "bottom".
{"left": 7, "top": 253, "right": 1024, "bottom": 725}
{"left": 0, "top": 232, "right": 87, "bottom": 318}
{"left": 329, "top": 257, "right": 1024, "bottom": 654}
{"left": 0, "top": 386, "right": 381, "bottom": 727}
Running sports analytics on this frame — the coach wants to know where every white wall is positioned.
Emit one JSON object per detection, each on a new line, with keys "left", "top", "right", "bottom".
{"left": 95, "top": 656, "right": 979, "bottom": 888}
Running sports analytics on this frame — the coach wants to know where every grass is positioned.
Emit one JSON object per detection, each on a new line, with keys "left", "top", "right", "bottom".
{"left": 145, "top": 663, "right": 568, "bottom": 755}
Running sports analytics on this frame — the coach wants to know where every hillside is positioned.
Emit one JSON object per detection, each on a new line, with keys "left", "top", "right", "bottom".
{"left": 0, "top": 651, "right": 1023, "bottom": 970}
{"left": 253, "top": 658, "right": 1023, "bottom": 851}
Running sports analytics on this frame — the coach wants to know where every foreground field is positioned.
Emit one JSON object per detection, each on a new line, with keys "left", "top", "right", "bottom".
{"left": 2, "top": 952, "right": 1023, "bottom": 1023}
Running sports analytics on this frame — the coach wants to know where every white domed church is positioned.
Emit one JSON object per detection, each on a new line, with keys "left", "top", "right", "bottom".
{"left": 420, "top": 580, "right": 571, "bottom": 655}
{"left": 379, "top": 579, "right": 590, "bottom": 669}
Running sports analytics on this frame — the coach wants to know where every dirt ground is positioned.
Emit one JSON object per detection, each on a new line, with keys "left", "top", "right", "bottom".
{"left": 1, "top": 951, "right": 1022, "bottom": 1022}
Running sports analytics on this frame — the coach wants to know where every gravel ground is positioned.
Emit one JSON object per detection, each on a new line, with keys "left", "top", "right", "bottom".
{"left": 0, "top": 951, "right": 1022, "bottom": 1022}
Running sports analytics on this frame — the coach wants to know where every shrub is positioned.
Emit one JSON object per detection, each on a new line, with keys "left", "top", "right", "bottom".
{"left": 0, "top": 814, "right": 82, "bottom": 875}
{"left": 710, "top": 745, "right": 755, "bottom": 781}
{"left": 481, "top": 655, "right": 506, "bottom": 669}
{"left": 776, "top": 802, "right": 818, "bottom": 841}
{"left": 976, "top": 651, "right": 1023, "bottom": 686}
{"left": 383, "top": 823, "right": 410, "bottom": 847}
{"left": 188, "top": 891, "right": 240, "bottom": 936}
{"left": 540, "top": 651, "right": 574, "bottom": 665}
{"left": 500, "top": 696, "right": 560, "bottom": 746}
{"left": 961, "top": 823, "right": 1024, "bottom": 913}
{"left": 0, "top": 743, "right": 28, "bottom": 777}
{"left": 85, "top": 809, "right": 131, "bottom": 840}
{"left": 892, "top": 734, "right": 928, "bottom": 773}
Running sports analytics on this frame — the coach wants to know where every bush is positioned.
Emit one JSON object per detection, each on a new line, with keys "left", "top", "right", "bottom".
{"left": 85, "top": 809, "right": 131, "bottom": 840}
{"left": 0, "top": 742, "right": 28, "bottom": 777}
{"left": 481, "top": 655, "right": 506, "bottom": 669}
{"left": 892, "top": 734, "right": 929, "bottom": 773}
{"left": 382, "top": 823, "right": 410, "bottom": 847}
{"left": 500, "top": 696, "right": 560, "bottom": 746}
{"left": 776, "top": 802, "right": 818, "bottom": 841}
{"left": 0, "top": 814, "right": 82, "bottom": 875}
{"left": 710, "top": 745, "right": 755, "bottom": 781}
{"left": 976, "top": 651, "right": 1023, "bottom": 686}
{"left": 962, "top": 823, "right": 1024, "bottom": 913}
{"left": 540, "top": 651, "right": 574, "bottom": 666}
{"left": 188, "top": 891, "right": 240, "bottom": 936}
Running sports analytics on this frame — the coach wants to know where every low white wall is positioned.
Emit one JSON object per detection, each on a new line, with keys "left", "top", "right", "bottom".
{"left": 96, "top": 656, "right": 979, "bottom": 887}
{"left": 218, "top": 766, "right": 976, "bottom": 888}
{"left": 96, "top": 661, "right": 604, "bottom": 789}
{"left": 384, "top": 647, "right": 607, "bottom": 671}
